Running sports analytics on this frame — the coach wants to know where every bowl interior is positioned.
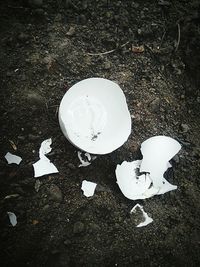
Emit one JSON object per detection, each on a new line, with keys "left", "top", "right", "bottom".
{"left": 59, "top": 78, "right": 131, "bottom": 154}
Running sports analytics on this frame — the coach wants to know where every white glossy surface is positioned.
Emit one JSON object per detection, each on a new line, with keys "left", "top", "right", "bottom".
{"left": 59, "top": 78, "right": 131, "bottom": 154}
{"left": 130, "top": 204, "right": 153, "bottom": 227}
{"left": 116, "top": 160, "right": 152, "bottom": 200}
{"left": 81, "top": 180, "right": 97, "bottom": 197}
{"left": 5, "top": 152, "right": 22, "bottom": 165}
{"left": 140, "top": 136, "right": 181, "bottom": 189}
{"left": 7, "top": 212, "right": 17, "bottom": 227}
{"left": 115, "top": 136, "right": 181, "bottom": 200}
{"left": 33, "top": 138, "right": 58, "bottom": 177}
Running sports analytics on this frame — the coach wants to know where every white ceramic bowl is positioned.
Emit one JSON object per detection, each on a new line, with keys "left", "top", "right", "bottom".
{"left": 59, "top": 78, "right": 131, "bottom": 154}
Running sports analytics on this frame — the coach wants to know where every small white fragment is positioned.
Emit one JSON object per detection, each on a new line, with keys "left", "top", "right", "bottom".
{"left": 39, "top": 138, "right": 53, "bottom": 158}
{"left": 78, "top": 151, "right": 91, "bottom": 167}
{"left": 81, "top": 180, "right": 97, "bottom": 197}
{"left": 5, "top": 152, "right": 22, "bottom": 165}
{"left": 33, "top": 138, "right": 58, "bottom": 178}
{"left": 7, "top": 212, "right": 17, "bottom": 227}
{"left": 33, "top": 156, "right": 58, "bottom": 178}
{"left": 130, "top": 204, "right": 153, "bottom": 227}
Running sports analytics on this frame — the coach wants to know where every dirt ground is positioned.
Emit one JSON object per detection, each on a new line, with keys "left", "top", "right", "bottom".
{"left": 0, "top": 0, "right": 200, "bottom": 266}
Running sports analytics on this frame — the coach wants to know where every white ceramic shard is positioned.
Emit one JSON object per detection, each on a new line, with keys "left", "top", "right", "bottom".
{"left": 140, "top": 136, "right": 181, "bottom": 189}
{"left": 59, "top": 78, "right": 131, "bottom": 154}
{"left": 115, "top": 160, "right": 152, "bottom": 200}
{"left": 5, "top": 152, "right": 22, "bottom": 165}
{"left": 33, "top": 138, "right": 59, "bottom": 178}
{"left": 81, "top": 180, "right": 97, "bottom": 197}
{"left": 78, "top": 151, "right": 91, "bottom": 167}
{"left": 33, "top": 157, "right": 58, "bottom": 177}
{"left": 130, "top": 204, "right": 153, "bottom": 227}
{"left": 7, "top": 212, "right": 17, "bottom": 227}
{"left": 39, "top": 138, "right": 52, "bottom": 158}
{"left": 116, "top": 159, "right": 178, "bottom": 200}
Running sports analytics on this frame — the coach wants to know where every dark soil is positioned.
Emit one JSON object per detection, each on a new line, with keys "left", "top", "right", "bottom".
{"left": 0, "top": 1, "right": 200, "bottom": 266}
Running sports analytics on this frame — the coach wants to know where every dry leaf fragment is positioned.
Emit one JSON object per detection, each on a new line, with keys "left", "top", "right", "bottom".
{"left": 132, "top": 45, "right": 145, "bottom": 53}
{"left": 9, "top": 140, "right": 17, "bottom": 151}
{"left": 32, "top": 220, "right": 39, "bottom": 225}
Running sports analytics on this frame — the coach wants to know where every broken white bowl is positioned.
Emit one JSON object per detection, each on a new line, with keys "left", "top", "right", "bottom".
{"left": 140, "top": 136, "right": 181, "bottom": 188}
{"left": 59, "top": 78, "right": 131, "bottom": 154}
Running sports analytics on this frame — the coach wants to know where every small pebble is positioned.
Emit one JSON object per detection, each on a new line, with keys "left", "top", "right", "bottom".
{"left": 73, "top": 221, "right": 85, "bottom": 234}
{"left": 48, "top": 184, "right": 63, "bottom": 202}
{"left": 181, "top": 123, "right": 190, "bottom": 133}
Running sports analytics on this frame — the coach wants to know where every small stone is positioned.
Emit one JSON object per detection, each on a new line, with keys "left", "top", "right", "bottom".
{"left": 103, "top": 61, "right": 111, "bottom": 70}
{"left": 150, "top": 97, "right": 160, "bottom": 112}
{"left": 73, "top": 221, "right": 85, "bottom": 234}
{"left": 28, "top": 134, "right": 40, "bottom": 141}
{"left": 6, "top": 71, "right": 12, "bottom": 77}
{"left": 173, "top": 154, "right": 180, "bottom": 164}
{"left": 21, "top": 74, "right": 26, "bottom": 81}
{"left": 18, "top": 135, "right": 25, "bottom": 140}
{"left": 17, "top": 33, "right": 29, "bottom": 42}
{"left": 29, "top": 0, "right": 43, "bottom": 7}
{"left": 64, "top": 239, "right": 71, "bottom": 246}
{"left": 78, "top": 14, "right": 87, "bottom": 24}
{"left": 49, "top": 184, "right": 63, "bottom": 202}
{"left": 54, "top": 14, "right": 62, "bottom": 22}
{"left": 34, "top": 8, "right": 44, "bottom": 15}
{"left": 43, "top": 204, "right": 50, "bottom": 211}
{"left": 66, "top": 26, "right": 75, "bottom": 36}
{"left": 181, "top": 123, "right": 190, "bottom": 133}
{"left": 26, "top": 92, "right": 44, "bottom": 106}
{"left": 67, "top": 163, "right": 76, "bottom": 170}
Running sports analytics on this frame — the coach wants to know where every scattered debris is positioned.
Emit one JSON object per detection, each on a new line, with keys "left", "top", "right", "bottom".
{"left": 5, "top": 152, "right": 22, "bottom": 165}
{"left": 32, "top": 219, "right": 39, "bottom": 225}
{"left": 4, "top": 194, "right": 20, "bottom": 200}
{"left": 9, "top": 140, "right": 17, "bottom": 151}
{"left": 48, "top": 184, "right": 63, "bottom": 202}
{"left": 34, "top": 179, "right": 41, "bottom": 192}
{"left": 33, "top": 138, "right": 59, "bottom": 177}
{"left": 131, "top": 45, "right": 145, "bottom": 53}
{"left": 78, "top": 151, "right": 96, "bottom": 167}
{"left": 73, "top": 221, "right": 85, "bottom": 234}
{"left": 81, "top": 180, "right": 97, "bottom": 197}
{"left": 66, "top": 26, "right": 76, "bottom": 36}
{"left": 7, "top": 212, "right": 17, "bottom": 227}
{"left": 116, "top": 136, "right": 181, "bottom": 200}
{"left": 130, "top": 204, "right": 153, "bottom": 227}
{"left": 87, "top": 41, "right": 129, "bottom": 56}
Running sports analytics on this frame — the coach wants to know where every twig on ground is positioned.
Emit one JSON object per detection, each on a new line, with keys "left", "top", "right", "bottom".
{"left": 175, "top": 23, "right": 180, "bottom": 52}
{"left": 87, "top": 41, "right": 129, "bottom": 56}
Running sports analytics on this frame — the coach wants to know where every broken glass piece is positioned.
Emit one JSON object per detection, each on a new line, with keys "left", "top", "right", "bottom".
{"left": 81, "top": 180, "right": 97, "bottom": 197}
{"left": 140, "top": 136, "right": 181, "bottom": 189}
{"left": 7, "top": 212, "right": 17, "bottom": 227}
{"left": 130, "top": 204, "right": 153, "bottom": 227}
{"left": 5, "top": 152, "right": 22, "bottom": 165}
